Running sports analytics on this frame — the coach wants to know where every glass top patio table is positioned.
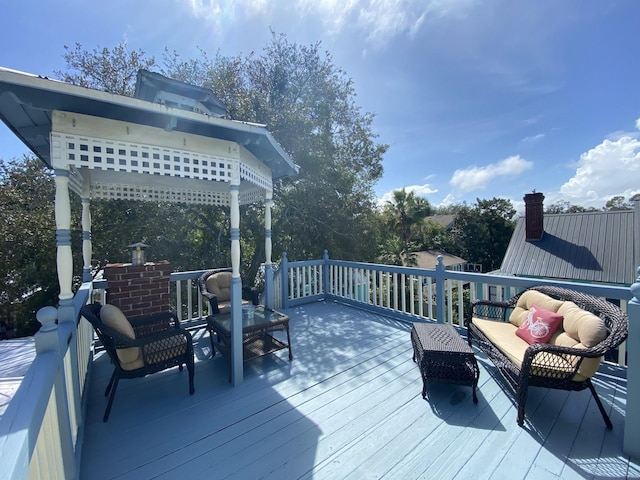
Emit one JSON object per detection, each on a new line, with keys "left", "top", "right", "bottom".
{"left": 206, "top": 306, "right": 293, "bottom": 377}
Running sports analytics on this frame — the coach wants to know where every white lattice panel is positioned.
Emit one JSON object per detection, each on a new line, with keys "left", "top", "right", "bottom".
{"left": 240, "top": 161, "right": 272, "bottom": 191}
{"left": 51, "top": 132, "right": 235, "bottom": 182}
{"left": 90, "top": 182, "right": 230, "bottom": 205}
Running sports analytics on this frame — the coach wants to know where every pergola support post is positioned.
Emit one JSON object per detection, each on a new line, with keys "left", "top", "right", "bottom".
{"left": 264, "top": 192, "right": 274, "bottom": 309}
{"left": 229, "top": 182, "right": 243, "bottom": 386}
{"left": 54, "top": 170, "right": 75, "bottom": 322}
{"left": 81, "top": 178, "right": 92, "bottom": 283}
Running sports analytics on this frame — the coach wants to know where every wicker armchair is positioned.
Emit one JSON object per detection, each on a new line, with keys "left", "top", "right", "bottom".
{"left": 467, "top": 286, "right": 628, "bottom": 429}
{"left": 198, "top": 268, "right": 259, "bottom": 315}
{"left": 81, "top": 303, "right": 195, "bottom": 422}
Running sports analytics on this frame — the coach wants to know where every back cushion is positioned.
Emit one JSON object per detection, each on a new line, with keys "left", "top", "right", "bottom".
{"left": 509, "top": 290, "right": 564, "bottom": 326}
{"left": 100, "top": 304, "right": 140, "bottom": 365}
{"left": 206, "top": 272, "right": 232, "bottom": 302}
{"left": 557, "top": 301, "right": 607, "bottom": 348}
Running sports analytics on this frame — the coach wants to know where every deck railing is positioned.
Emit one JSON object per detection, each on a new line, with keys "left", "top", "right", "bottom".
{"left": 0, "top": 282, "right": 96, "bottom": 480}
{"left": 273, "top": 251, "right": 631, "bottom": 367}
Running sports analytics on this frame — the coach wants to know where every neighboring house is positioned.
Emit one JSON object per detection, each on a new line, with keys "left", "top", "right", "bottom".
{"left": 414, "top": 250, "right": 469, "bottom": 271}
{"left": 425, "top": 214, "right": 456, "bottom": 230}
{"left": 495, "top": 192, "right": 640, "bottom": 291}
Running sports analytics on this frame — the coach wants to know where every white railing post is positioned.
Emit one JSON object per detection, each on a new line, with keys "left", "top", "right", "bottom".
{"left": 624, "top": 268, "right": 640, "bottom": 459}
{"left": 281, "top": 252, "right": 290, "bottom": 309}
{"left": 435, "top": 255, "right": 446, "bottom": 323}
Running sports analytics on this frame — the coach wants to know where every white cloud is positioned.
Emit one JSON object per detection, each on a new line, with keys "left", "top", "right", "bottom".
{"left": 522, "top": 133, "right": 545, "bottom": 143}
{"left": 293, "top": 0, "right": 477, "bottom": 47}
{"left": 437, "top": 193, "right": 457, "bottom": 208}
{"left": 559, "top": 136, "right": 640, "bottom": 207}
{"left": 636, "top": 117, "right": 640, "bottom": 131}
{"left": 377, "top": 183, "right": 438, "bottom": 207}
{"left": 450, "top": 155, "right": 533, "bottom": 192}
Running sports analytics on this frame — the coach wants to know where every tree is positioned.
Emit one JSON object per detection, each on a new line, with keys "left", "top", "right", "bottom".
{"left": 449, "top": 198, "right": 516, "bottom": 272}
{"left": 162, "top": 32, "right": 387, "bottom": 275}
{"left": 604, "top": 195, "right": 633, "bottom": 211}
{"left": 0, "top": 157, "right": 76, "bottom": 336}
{"left": 379, "top": 188, "right": 432, "bottom": 265}
{"left": 55, "top": 42, "right": 156, "bottom": 96}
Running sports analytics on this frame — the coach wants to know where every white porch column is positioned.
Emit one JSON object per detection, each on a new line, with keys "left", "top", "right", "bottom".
{"left": 81, "top": 179, "right": 92, "bottom": 283}
{"left": 54, "top": 170, "right": 74, "bottom": 322}
{"left": 229, "top": 181, "right": 243, "bottom": 385}
{"left": 264, "top": 191, "right": 274, "bottom": 309}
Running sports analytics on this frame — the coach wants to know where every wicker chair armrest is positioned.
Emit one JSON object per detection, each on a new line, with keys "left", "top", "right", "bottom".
{"left": 525, "top": 341, "right": 605, "bottom": 360}
{"left": 468, "top": 300, "right": 511, "bottom": 324}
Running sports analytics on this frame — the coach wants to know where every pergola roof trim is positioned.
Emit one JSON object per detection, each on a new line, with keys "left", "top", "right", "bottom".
{"left": 0, "top": 67, "right": 297, "bottom": 180}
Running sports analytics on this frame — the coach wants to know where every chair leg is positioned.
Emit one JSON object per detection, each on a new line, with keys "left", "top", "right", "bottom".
{"left": 188, "top": 358, "right": 195, "bottom": 395}
{"left": 105, "top": 369, "right": 117, "bottom": 397}
{"left": 517, "top": 384, "right": 528, "bottom": 426}
{"left": 588, "top": 379, "right": 613, "bottom": 429}
{"left": 103, "top": 375, "right": 120, "bottom": 422}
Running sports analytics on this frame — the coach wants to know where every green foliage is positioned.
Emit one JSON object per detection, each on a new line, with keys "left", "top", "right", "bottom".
{"left": 0, "top": 157, "right": 60, "bottom": 336}
{"left": 379, "top": 188, "right": 432, "bottom": 264}
{"left": 55, "top": 42, "right": 156, "bottom": 96}
{"left": 448, "top": 198, "right": 516, "bottom": 272}
{"left": 162, "top": 32, "right": 388, "bottom": 267}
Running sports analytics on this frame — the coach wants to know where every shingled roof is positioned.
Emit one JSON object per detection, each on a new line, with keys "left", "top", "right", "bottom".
{"left": 497, "top": 201, "right": 639, "bottom": 286}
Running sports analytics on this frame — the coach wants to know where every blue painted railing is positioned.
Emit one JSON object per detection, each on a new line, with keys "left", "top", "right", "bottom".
{"left": 0, "top": 282, "right": 95, "bottom": 480}
{"left": 3, "top": 256, "right": 638, "bottom": 478}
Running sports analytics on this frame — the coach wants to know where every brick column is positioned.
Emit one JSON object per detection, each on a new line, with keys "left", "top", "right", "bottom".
{"left": 103, "top": 261, "right": 171, "bottom": 318}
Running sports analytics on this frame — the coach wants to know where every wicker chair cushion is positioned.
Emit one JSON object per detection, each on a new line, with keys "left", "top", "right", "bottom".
{"left": 473, "top": 318, "right": 600, "bottom": 381}
{"left": 557, "top": 301, "right": 607, "bottom": 348}
{"left": 515, "top": 304, "right": 564, "bottom": 344}
{"left": 509, "top": 290, "right": 564, "bottom": 327}
{"left": 205, "top": 272, "right": 232, "bottom": 302}
{"left": 100, "top": 304, "right": 141, "bottom": 367}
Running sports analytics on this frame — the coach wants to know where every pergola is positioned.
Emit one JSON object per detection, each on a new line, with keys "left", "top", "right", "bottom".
{"left": 0, "top": 67, "right": 297, "bottom": 385}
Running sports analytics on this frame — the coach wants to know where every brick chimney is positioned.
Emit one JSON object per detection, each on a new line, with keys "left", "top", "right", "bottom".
{"left": 524, "top": 192, "right": 545, "bottom": 241}
{"left": 103, "top": 261, "right": 171, "bottom": 318}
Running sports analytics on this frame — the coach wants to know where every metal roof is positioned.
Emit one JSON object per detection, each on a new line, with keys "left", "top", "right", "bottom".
{"left": 498, "top": 206, "right": 639, "bottom": 286}
{"left": 0, "top": 67, "right": 297, "bottom": 180}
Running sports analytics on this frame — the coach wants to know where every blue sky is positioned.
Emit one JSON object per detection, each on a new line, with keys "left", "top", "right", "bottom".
{"left": 1, "top": 0, "right": 639, "bottom": 212}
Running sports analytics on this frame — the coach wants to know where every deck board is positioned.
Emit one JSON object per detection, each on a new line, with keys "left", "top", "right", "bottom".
{"left": 79, "top": 302, "right": 636, "bottom": 479}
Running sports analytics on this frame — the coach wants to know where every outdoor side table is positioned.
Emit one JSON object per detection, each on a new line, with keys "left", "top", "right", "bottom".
{"left": 411, "top": 322, "right": 479, "bottom": 403}
{"left": 207, "top": 306, "right": 293, "bottom": 380}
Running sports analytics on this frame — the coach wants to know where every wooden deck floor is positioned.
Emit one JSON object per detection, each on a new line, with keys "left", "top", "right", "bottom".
{"left": 79, "top": 302, "right": 639, "bottom": 480}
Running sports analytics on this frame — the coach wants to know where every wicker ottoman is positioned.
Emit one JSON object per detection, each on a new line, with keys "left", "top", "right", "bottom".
{"left": 411, "top": 323, "right": 479, "bottom": 404}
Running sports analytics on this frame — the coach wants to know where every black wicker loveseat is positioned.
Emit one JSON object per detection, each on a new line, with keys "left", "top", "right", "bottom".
{"left": 467, "top": 286, "right": 628, "bottom": 429}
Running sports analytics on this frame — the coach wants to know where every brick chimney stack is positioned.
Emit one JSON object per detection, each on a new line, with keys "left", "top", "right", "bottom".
{"left": 524, "top": 192, "right": 545, "bottom": 241}
{"left": 103, "top": 261, "right": 171, "bottom": 318}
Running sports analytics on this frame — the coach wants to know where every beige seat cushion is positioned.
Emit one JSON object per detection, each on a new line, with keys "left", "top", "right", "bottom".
{"left": 206, "top": 272, "right": 232, "bottom": 302}
{"left": 473, "top": 318, "right": 599, "bottom": 381}
{"left": 100, "top": 304, "right": 143, "bottom": 370}
{"left": 509, "top": 290, "right": 565, "bottom": 327}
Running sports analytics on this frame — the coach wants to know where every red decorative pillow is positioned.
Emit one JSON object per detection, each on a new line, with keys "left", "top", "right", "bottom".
{"left": 515, "top": 304, "right": 564, "bottom": 345}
